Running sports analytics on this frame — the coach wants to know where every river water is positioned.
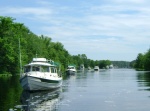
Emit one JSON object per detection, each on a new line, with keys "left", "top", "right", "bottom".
{"left": 0, "top": 69, "right": 150, "bottom": 111}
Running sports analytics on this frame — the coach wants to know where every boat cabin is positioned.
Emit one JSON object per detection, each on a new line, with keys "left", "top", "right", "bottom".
{"left": 24, "top": 58, "right": 57, "bottom": 73}
{"left": 24, "top": 65, "right": 57, "bottom": 73}
{"left": 67, "top": 66, "right": 75, "bottom": 70}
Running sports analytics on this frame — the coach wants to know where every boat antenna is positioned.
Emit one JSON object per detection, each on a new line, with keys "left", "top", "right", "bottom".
{"left": 36, "top": 53, "right": 38, "bottom": 58}
{"left": 19, "top": 38, "right": 22, "bottom": 76}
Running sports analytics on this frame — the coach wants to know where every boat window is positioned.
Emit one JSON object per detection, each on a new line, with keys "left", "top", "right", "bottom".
{"left": 55, "top": 68, "right": 57, "bottom": 73}
{"left": 68, "top": 67, "right": 71, "bottom": 69}
{"left": 51, "top": 67, "right": 55, "bottom": 73}
{"left": 32, "top": 66, "right": 40, "bottom": 71}
{"left": 41, "top": 66, "right": 49, "bottom": 72}
{"left": 50, "top": 67, "right": 57, "bottom": 73}
{"left": 24, "top": 66, "right": 31, "bottom": 73}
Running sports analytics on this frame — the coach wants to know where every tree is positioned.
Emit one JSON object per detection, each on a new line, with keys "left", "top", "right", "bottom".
{"left": 144, "top": 49, "right": 150, "bottom": 71}
{"left": 134, "top": 53, "right": 145, "bottom": 70}
{"left": 99, "top": 60, "right": 111, "bottom": 69}
{"left": 0, "top": 16, "right": 20, "bottom": 74}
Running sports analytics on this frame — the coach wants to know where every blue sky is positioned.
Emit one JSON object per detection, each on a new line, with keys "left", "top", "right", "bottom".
{"left": 1, "top": 0, "right": 150, "bottom": 61}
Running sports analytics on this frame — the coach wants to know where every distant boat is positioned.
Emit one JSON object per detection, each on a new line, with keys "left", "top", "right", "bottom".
{"left": 79, "top": 64, "right": 85, "bottom": 71}
{"left": 66, "top": 65, "right": 76, "bottom": 75}
{"left": 94, "top": 66, "right": 99, "bottom": 71}
{"left": 88, "top": 66, "right": 91, "bottom": 70}
{"left": 109, "top": 64, "right": 114, "bottom": 69}
{"left": 20, "top": 58, "right": 62, "bottom": 91}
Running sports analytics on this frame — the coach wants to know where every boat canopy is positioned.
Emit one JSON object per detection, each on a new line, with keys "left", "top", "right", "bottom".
{"left": 68, "top": 64, "right": 76, "bottom": 67}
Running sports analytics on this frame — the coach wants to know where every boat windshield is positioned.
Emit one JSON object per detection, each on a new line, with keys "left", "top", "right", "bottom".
{"left": 24, "top": 65, "right": 57, "bottom": 73}
{"left": 41, "top": 66, "right": 49, "bottom": 72}
{"left": 24, "top": 66, "right": 31, "bottom": 73}
{"left": 68, "top": 67, "right": 74, "bottom": 69}
{"left": 32, "top": 66, "right": 40, "bottom": 71}
{"left": 50, "top": 67, "right": 57, "bottom": 73}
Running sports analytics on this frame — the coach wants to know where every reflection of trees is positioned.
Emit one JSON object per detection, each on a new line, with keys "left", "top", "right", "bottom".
{"left": 137, "top": 71, "right": 150, "bottom": 90}
{"left": 0, "top": 76, "right": 22, "bottom": 111}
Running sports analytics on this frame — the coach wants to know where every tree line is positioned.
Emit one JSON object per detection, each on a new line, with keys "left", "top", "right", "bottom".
{"left": 111, "top": 61, "right": 131, "bottom": 68}
{"left": 133, "top": 49, "right": 150, "bottom": 71}
{"left": 0, "top": 16, "right": 113, "bottom": 75}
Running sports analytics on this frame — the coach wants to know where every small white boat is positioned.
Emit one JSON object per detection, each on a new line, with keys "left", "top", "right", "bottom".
{"left": 66, "top": 65, "right": 76, "bottom": 75}
{"left": 94, "top": 66, "right": 99, "bottom": 71}
{"left": 20, "top": 58, "right": 62, "bottom": 91}
{"left": 88, "top": 66, "right": 91, "bottom": 70}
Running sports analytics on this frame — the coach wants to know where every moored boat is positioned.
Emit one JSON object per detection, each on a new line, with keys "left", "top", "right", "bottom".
{"left": 88, "top": 66, "right": 91, "bottom": 70}
{"left": 66, "top": 65, "right": 76, "bottom": 75}
{"left": 79, "top": 64, "right": 85, "bottom": 71}
{"left": 20, "top": 58, "right": 62, "bottom": 91}
{"left": 94, "top": 66, "right": 100, "bottom": 71}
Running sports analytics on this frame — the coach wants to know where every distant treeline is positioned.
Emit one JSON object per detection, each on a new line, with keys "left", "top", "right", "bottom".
{"left": 132, "top": 49, "right": 150, "bottom": 71}
{"left": 0, "top": 16, "right": 116, "bottom": 74}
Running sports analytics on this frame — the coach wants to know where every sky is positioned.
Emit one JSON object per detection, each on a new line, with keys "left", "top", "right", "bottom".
{"left": 1, "top": 0, "right": 150, "bottom": 61}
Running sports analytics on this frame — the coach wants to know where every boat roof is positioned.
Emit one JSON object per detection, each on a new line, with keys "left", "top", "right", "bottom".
{"left": 24, "top": 58, "right": 55, "bottom": 67}
{"left": 94, "top": 66, "right": 99, "bottom": 68}
{"left": 25, "top": 62, "right": 54, "bottom": 66}
{"left": 68, "top": 65, "right": 75, "bottom": 68}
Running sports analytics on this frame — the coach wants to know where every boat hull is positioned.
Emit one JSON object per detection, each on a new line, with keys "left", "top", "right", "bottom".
{"left": 94, "top": 69, "right": 99, "bottom": 71}
{"left": 20, "top": 76, "right": 62, "bottom": 91}
{"left": 94, "top": 66, "right": 100, "bottom": 71}
{"left": 66, "top": 70, "right": 76, "bottom": 75}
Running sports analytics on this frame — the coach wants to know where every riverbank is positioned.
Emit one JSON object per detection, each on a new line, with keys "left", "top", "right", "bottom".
{"left": 0, "top": 74, "right": 12, "bottom": 77}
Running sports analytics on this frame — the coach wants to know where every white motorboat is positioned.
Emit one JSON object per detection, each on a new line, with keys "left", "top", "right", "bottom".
{"left": 20, "top": 58, "right": 62, "bottom": 91}
{"left": 66, "top": 65, "right": 76, "bottom": 75}
{"left": 94, "top": 66, "right": 100, "bottom": 71}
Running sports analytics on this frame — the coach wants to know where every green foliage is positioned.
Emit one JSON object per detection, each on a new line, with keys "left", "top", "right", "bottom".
{"left": 111, "top": 61, "right": 131, "bottom": 68}
{"left": 99, "top": 60, "right": 111, "bottom": 69}
{"left": 144, "top": 49, "right": 150, "bottom": 71}
{"left": 134, "top": 53, "right": 145, "bottom": 69}
{"left": 130, "top": 60, "right": 136, "bottom": 68}
{"left": 0, "top": 16, "right": 20, "bottom": 74}
{"left": 134, "top": 49, "right": 150, "bottom": 71}
{"left": 0, "top": 16, "right": 77, "bottom": 74}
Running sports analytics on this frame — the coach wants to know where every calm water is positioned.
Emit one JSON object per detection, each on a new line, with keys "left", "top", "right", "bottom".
{"left": 0, "top": 69, "right": 150, "bottom": 111}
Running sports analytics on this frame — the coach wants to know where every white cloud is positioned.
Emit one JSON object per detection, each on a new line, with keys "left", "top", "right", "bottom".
{"left": 112, "top": 0, "right": 146, "bottom": 4}
{"left": 1, "top": 6, "right": 53, "bottom": 17}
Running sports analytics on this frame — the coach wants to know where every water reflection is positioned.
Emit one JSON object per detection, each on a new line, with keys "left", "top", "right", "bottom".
{"left": 2, "top": 69, "right": 150, "bottom": 111}
{"left": 0, "top": 76, "right": 22, "bottom": 111}
{"left": 20, "top": 88, "right": 62, "bottom": 111}
{"left": 137, "top": 71, "right": 150, "bottom": 91}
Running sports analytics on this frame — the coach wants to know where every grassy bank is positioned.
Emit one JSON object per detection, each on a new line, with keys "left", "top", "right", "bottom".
{"left": 0, "top": 74, "right": 12, "bottom": 77}
{"left": 135, "top": 68, "right": 145, "bottom": 71}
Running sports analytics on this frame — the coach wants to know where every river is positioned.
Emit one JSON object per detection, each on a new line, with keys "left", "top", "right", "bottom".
{"left": 0, "top": 69, "right": 150, "bottom": 111}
